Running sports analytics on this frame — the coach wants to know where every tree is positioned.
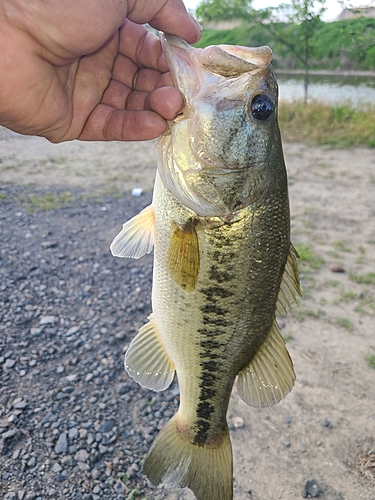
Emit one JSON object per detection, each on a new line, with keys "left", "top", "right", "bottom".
{"left": 261, "top": 1, "right": 326, "bottom": 103}
{"left": 196, "top": 0, "right": 253, "bottom": 22}
{"left": 337, "top": 2, "right": 375, "bottom": 69}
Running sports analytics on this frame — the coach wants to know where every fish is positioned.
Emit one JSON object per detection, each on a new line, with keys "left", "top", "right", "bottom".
{"left": 110, "top": 33, "right": 301, "bottom": 500}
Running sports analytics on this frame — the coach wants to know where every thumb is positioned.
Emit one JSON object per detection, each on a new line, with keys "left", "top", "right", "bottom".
{"left": 127, "top": 0, "right": 201, "bottom": 44}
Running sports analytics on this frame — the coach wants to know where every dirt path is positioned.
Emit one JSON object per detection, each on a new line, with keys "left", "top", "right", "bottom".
{"left": 1, "top": 127, "right": 374, "bottom": 499}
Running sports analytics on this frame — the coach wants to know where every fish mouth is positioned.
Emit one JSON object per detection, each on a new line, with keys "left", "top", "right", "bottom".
{"left": 160, "top": 32, "right": 273, "bottom": 101}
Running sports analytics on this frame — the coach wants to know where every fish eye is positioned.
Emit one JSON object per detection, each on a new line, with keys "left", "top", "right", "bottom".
{"left": 251, "top": 95, "right": 274, "bottom": 121}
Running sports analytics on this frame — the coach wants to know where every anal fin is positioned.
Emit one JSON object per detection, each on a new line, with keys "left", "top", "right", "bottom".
{"left": 237, "top": 320, "right": 295, "bottom": 407}
{"left": 125, "top": 314, "right": 175, "bottom": 391}
{"left": 110, "top": 204, "right": 155, "bottom": 259}
{"left": 168, "top": 220, "right": 200, "bottom": 292}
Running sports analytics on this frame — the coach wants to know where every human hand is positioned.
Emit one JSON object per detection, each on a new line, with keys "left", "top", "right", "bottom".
{"left": 0, "top": 0, "right": 201, "bottom": 142}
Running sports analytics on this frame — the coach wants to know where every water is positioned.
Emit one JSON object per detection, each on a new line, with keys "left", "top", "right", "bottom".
{"left": 276, "top": 72, "right": 375, "bottom": 106}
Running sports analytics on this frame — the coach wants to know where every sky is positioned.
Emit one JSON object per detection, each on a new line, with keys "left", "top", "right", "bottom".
{"left": 183, "top": 0, "right": 375, "bottom": 22}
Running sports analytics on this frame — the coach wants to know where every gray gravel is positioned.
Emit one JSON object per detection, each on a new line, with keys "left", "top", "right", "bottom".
{"left": 0, "top": 185, "right": 180, "bottom": 500}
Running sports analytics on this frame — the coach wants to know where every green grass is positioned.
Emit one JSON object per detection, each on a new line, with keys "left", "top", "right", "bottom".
{"left": 335, "top": 317, "right": 353, "bottom": 332}
{"left": 292, "top": 307, "right": 324, "bottom": 322}
{"left": 0, "top": 192, "right": 6, "bottom": 200}
{"left": 350, "top": 272, "right": 375, "bottom": 285}
{"left": 333, "top": 241, "right": 352, "bottom": 253}
{"left": 279, "top": 102, "right": 375, "bottom": 148}
{"left": 365, "top": 354, "right": 375, "bottom": 369}
{"left": 335, "top": 291, "right": 357, "bottom": 304}
{"left": 282, "top": 332, "right": 293, "bottom": 341}
{"left": 21, "top": 192, "right": 75, "bottom": 213}
{"left": 354, "top": 291, "right": 375, "bottom": 316}
{"left": 294, "top": 243, "right": 325, "bottom": 272}
{"left": 319, "top": 279, "right": 340, "bottom": 289}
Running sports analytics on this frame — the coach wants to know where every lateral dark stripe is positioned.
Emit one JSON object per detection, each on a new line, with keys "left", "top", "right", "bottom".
{"left": 194, "top": 244, "right": 235, "bottom": 445}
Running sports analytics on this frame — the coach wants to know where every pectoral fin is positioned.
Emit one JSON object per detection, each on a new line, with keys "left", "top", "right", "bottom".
{"left": 276, "top": 243, "right": 302, "bottom": 316}
{"left": 125, "top": 314, "right": 175, "bottom": 391}
{"left": 110, "top": 204, "right": 155, "bottom": 259}
{"left": 237, "top": 320, "right": 295, "bottom": 407}
{"left": 168, "top": 220, "right": 200, "bottom": 292}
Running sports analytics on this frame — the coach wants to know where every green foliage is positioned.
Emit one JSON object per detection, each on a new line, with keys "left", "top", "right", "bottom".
{"left": 196, "top": 0, "right": 253, "bottom": 22}
{"left": 195, "top": 16, "right": 375, "bottom": 71}
{"left": 313, "top": 17, "right": 375, "bottom": 69}
{"left": 194, "top": 26, "right": 272, "bottom": 49}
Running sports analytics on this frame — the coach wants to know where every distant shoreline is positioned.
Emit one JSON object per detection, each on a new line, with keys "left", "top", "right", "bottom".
{"left": 275, "top": 69, "right": 375, "bottom": 77}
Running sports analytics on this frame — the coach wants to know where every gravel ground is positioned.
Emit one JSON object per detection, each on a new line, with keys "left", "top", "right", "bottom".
{"left": 0, "top": 185, "right": 182, "bottom": 500}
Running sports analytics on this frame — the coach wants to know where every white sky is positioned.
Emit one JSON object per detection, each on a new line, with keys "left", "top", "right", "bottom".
{"left": 183, "top": 0, "right": 375, "bottom": 22}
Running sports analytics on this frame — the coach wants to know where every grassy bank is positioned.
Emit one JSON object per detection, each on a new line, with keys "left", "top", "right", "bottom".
{"left": 278, "top": 102, "right": 375, "bottom": 148}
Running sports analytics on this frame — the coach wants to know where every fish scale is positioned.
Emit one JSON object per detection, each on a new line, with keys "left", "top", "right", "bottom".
{"left": 110, "top": 33, "right": 301, "bottom": 500}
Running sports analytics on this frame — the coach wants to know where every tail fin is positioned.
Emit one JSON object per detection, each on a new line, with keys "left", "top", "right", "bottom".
{"left": 143, "top": 415, "right": 233, "bottom": 500}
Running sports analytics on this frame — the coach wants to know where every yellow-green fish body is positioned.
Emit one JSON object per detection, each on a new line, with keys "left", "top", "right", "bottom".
{"left": 111, "top": 33, "right": 301, "bottom": 500}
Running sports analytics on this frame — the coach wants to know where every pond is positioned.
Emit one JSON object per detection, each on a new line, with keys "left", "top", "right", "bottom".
{"left": 276, "top": 72, "right": 375, "bottom": 106}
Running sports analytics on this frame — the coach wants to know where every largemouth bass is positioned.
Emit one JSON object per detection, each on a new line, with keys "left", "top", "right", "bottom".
{"left": 111, "top": 33, "right": 301, "bottom": 500}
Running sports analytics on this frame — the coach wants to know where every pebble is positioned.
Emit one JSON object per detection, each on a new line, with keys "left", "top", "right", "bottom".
{"left": 75, "top": 449, "right": 89, "bottom": 463}
{"left": 39, "top": 315, "right": 56, "bottom": 325}
{"left": 4, "top": 492, "right": 17, "bottom": 500}
{"left": 281, "top": 437, "right": 291, "bottom": 447}
{"left": 54, "top": 433, "right": 68, "bottom": 454}
{"left": 230, "top": 416, "right": 245, "bottom": 429}
{"left": 320, "top": 418, "right": 333, "bottom": 428}
{"left": 302, "top": 478, "right": 323, "bottom": 498}
{"left": 4, "top": 359, "right": 16, "bottom": 369}
{"left": 65, "top": 326, "right": 80, "bottom": 337}
{"left": 52, "top": 463, "right": 63, "bottom": 473}
{"left": 99, "top": 420, "right": 116, "bottom": 433}
{"left": 115, "top": 331, "right": 126, "bottom": 341}
{"left": 69, "top": 427, "right": 78, "bottom": 440}
{"left": 126, "top": 463, "right": 139, "bottom": 479}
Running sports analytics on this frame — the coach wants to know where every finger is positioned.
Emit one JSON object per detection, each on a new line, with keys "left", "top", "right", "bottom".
{"left": 79, "top": 105, "right": 168, "bottom": 141}
{"left": 118, "top": 21, "right": 168, "bottom": 73}
{"left": 146, "top": 86, "right": 184, "bottom": 120}
{"left": 133, "top": 68, "right": 173, "bottom": 92}
{"left": 124, "top": 86, "right": 184, "bottom": 118}
{"left": 113, "top": 51, "right": 174, "bottom": 92}
{"left": 127, "top": 0, "right": 201, "bottom": 44}
{"left": 102, "top": 80, "right": 132, "bottom": 110}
